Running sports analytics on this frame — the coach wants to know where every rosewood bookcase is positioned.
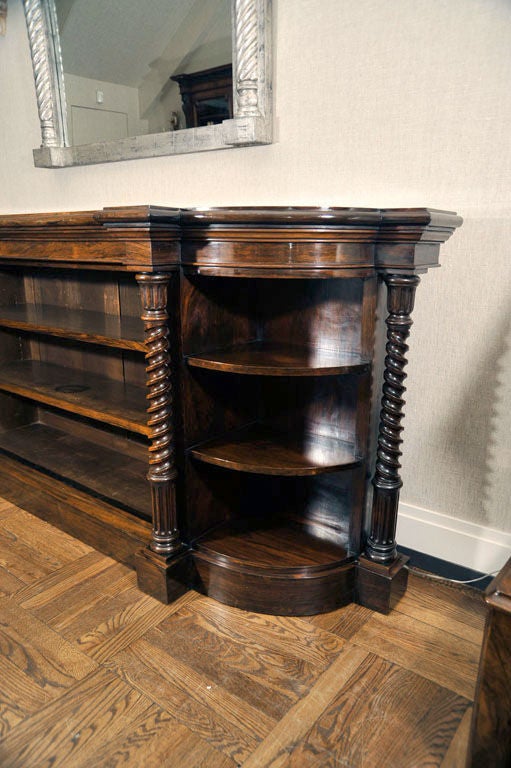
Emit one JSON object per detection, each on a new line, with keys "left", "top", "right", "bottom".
{"left": 0, "top": 206, "right": 461, "bottom": 615}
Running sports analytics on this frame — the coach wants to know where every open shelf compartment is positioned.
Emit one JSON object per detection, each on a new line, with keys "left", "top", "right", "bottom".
{"left": 0, "top": 359, "right": 148, "bottom": 436}
{"left": 0, "top": 421, "right": 151, "bottom": 519}
{"left": 191, "top": 515, "right": 357, "bottom": 615}
{"left": 0, "top": 304, "right": 145, "bottom": 351}
{"left": 0, "top": 267, "right": 145, "bottom": 351}
{"left": 193, "top": 517, "right": 352, "bottom": 573}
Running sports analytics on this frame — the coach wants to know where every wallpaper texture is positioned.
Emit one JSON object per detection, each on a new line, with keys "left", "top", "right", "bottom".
{"left": 0, "top": 0, "right": 509, "bottom": 533}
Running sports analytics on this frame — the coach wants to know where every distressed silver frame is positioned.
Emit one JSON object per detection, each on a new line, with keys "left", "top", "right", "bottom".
{"left": 23, "top": 0, "right": 272, "bottom": 168}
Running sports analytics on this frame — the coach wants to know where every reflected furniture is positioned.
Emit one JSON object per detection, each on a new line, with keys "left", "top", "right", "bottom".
{"left": 171, "top": 65, "right": 233, "bottom": 128}
{"left": 0, "top": 206, "right": 461, "bottom": 615}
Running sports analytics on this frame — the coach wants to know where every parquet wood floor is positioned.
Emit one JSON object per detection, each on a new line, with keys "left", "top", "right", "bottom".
{"left": 0, "top": 497, "right": 486, "bottom": 767}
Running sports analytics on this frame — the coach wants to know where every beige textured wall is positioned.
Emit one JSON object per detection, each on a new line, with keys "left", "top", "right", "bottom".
{"left": 1, "top": 0, "right": 510, "bottom": 533}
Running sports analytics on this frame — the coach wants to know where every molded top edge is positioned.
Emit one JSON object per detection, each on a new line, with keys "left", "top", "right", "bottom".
{"left": 380, "top": 208, "right": 463, "bottom": 229}
{"left": 180, "top": 207, "right": 382, "bottom": 226}
{"left": 181, "top": 207, "right": 462, "bottom": 229}
{"left": 0, "top": 206, "right": 181, "bottom": 230}
{"left": 0, "top": 206, "right": 463, "bottom": 232}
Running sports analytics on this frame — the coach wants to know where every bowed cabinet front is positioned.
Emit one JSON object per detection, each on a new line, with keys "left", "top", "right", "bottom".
{"left": 0, "top": 206, "right": 461, "bottom": 615}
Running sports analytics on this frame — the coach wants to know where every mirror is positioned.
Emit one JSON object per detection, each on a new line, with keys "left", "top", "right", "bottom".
{"left": 22, "top": 0, "right": 272, "bottom": 168}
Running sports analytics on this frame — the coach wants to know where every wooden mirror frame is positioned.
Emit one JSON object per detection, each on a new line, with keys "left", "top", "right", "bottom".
{"left": 22, "top": 0, "right": 272, "bottom": 168}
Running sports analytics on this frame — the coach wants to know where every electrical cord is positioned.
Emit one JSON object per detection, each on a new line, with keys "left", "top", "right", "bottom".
{"left": 406, "top": 565, "right": 499, "bottom": 585}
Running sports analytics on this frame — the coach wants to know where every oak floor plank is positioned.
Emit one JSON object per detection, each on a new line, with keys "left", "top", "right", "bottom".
{"left": 82, "top": 591, "right": 199, "bottom": 663}
{"left": 0, "top": 500, "right": 21, "bottom": 519}
{"left": 31, "top": 561, "right": 137, "bottom": 632}
{"left": 191, "top": 596, "right": 346, "bottom": 667}
{"left": 350, "top": 610, "right": 480, "bottom": 699}
{"left": 72, "top": 706, "right": 177, "bottom": 768}
{"left": 0, "top": 669, "right": 153, "bottom": 768}
{"left": 0, "top": 595, "right": 99, "bottom": 737}
{"left": 26, "top": 561, "right": 132, "bottom": 625}
{"left": 395, "top": 573, "right": 486, "bottom": 644}
{"left": 406, "top": 572, "right": 487, "bottom": 630}
{"left": 73, "top": 705, "right": 237, "bottom": 768}
{"left": 153, "top": 607, "right": 323, "bottom": 720}
{"left": 265, "top": 653, "right": 470, "bottom": 768}
{"left": 0, "top": 650, "right": 53, "bottom": 715}
{"left": 0, "top": 507, "right": 92, "bottom": 564}
{"left": 0, "top": 567, "right": 25, "bottom": 598}
{"left": 107, "top": 642, "right": 270, "bottom": 763}
{"left": 305, "top": 601, "right": 374, "bottom": 640}
{"left": 76, "top": 593, "right": 179, "bottom": 655}
{"left": 15, "top": 550, "right": 112, "bottom": 608}
{"left": 135, "top": 636, "right": 276, "bottom": 740}
{"left": 50, "top": 571, "right": 136, "bottom": 636}
{"left": 0, "top": 700, "right": 24, "bottom": 742}
{"left": 241, "top": 645, "right": 370, "bottom": 768}
{"left": 0, "top": 527, "right": 64, "bottom": 585}
{"left": 0, "top": 597, "right": 97, "bottom": 689}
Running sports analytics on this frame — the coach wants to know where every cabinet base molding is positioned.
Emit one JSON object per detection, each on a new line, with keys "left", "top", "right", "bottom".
{"left": 135, "top": 547, "right": 192, "bottom": 604}
{"left": 356, "top": 554, "right": 409, "bottom": 614}
{"left": 193, "top": 553, "right": 356, "bottom": 616}
{"left": 0, "top": 455, "right": 151, "bottom": 566}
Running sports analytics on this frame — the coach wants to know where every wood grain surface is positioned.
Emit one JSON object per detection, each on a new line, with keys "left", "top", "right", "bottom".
{"left": 0, "top": 303, "right": 145, "bottom": 351}
{"left": 0, "top": 496, "right": 485, "bottom": 767}
{"left": 187, "top": 340, "right": 370, "bottom": 376}
{"left": 0, "top": 206, "right": 462, "bottom": 618}
{"left": 0, "top": 359, "right": 147, "bottom": 435}
{"left": 191, "top": 423, "right": 361, "bottom": 476}
{"left": 0, "top": 423, "right": 151, "bottom": 518}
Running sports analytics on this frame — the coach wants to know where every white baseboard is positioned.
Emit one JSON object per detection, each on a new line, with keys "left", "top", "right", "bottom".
{"left": 396, "top": 502, "right": 511, "bottom": 575}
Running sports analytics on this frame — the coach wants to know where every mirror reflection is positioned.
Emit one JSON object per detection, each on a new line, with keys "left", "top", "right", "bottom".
{"left": 55, "top": 0, "right": 232, "bottom": 146}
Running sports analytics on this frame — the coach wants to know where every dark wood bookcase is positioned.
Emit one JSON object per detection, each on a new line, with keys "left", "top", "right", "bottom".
{"left": 0, "top": 206, "right": 461, "bottom": 615}
{"left": 171, "top": 64, "right": 233, "bottom": 128}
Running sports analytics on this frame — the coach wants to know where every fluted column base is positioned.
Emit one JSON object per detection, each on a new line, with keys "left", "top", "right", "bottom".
{"left": 356, "top": 553, "right": 409, "bottom": 614}
{"left": 135, "top": 547, "right": 193, "bottom": 604}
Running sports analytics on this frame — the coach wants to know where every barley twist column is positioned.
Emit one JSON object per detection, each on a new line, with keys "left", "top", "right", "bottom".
{"left": 136, "top": 272, "right": 181, "bottom": 556}
{"left": 365, "top": 273, "right": 420, "bottom": 564}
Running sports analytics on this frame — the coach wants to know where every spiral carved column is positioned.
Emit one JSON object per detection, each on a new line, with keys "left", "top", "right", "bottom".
{"left": 136, "top": 272, "right": 181, "bottom": 557}
{"left": 365, "top": 273, "right": 420, "bottom": 564}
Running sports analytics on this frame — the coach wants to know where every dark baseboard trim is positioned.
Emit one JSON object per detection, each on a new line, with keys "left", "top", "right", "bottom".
{"left": 398, "top": 547, "right": 493, "bottom": 591}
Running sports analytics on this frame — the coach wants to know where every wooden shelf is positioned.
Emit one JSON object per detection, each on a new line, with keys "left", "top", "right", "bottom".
{"left": 0, "top": 360, "right": 148, "bottom": 436}
{"left": 194, "top": 518, "right": 350, "bottom": 572}
{"left": 0, "top": 304, "right": 145, "bottom": 351}
{"left": 190, "top": 423, "right": 362, "bottom": 476}
{"left": 0, "top": 423, "right": 151, "bottom": 518}
{"left": 187, "top": 341, "right": 370, "bottom": 376}
{"left": 192, "top": 517, "right": 355, "bottom": 614}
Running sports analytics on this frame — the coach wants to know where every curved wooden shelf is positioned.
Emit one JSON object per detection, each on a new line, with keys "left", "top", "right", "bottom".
{"left": 0, "top": 304, "right": 145, "bottom": 352}
{"left": 0, "top": 360, "right": 148, "bottom": 436}
{"left": 190, "top": 424, "right": 362, "bottom": 476}
{"left": 192, "top": 519, "right": 355, "bottom": 615}
{"left": 187, "top": 341, "right": 370, "bottom": 376}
